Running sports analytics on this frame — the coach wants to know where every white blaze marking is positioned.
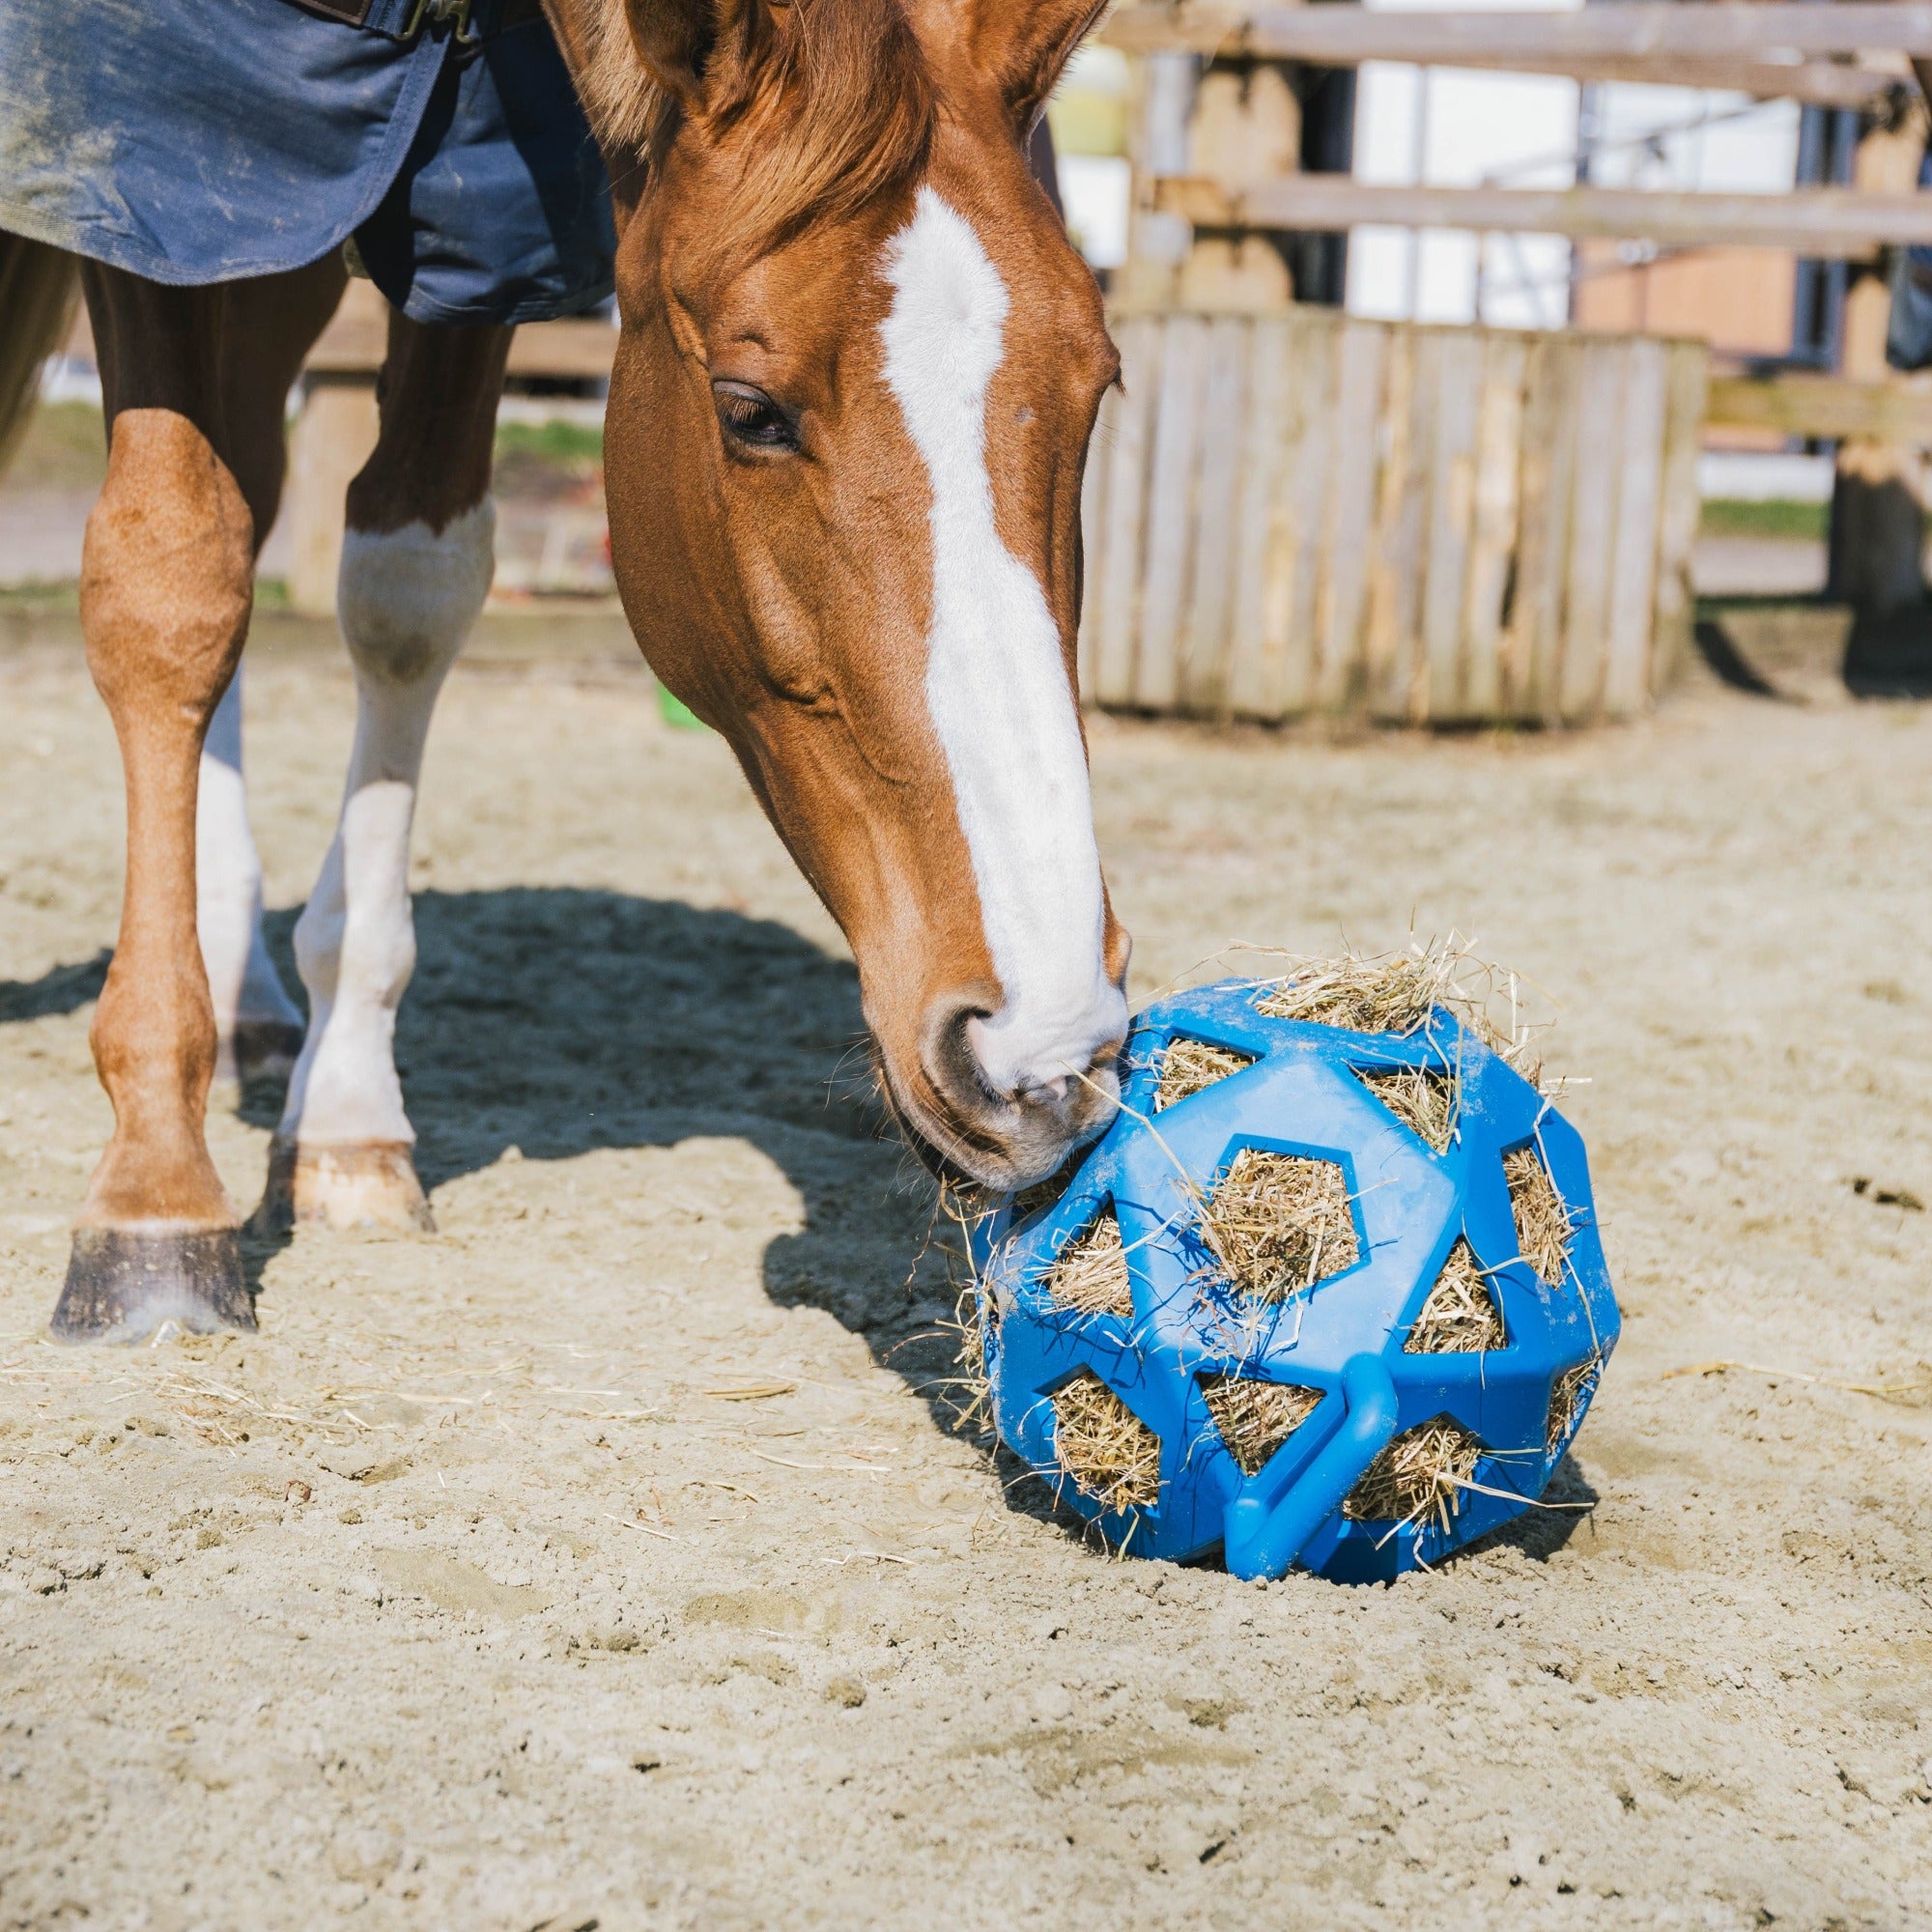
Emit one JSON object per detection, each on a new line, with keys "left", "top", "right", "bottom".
{"left": 280, "top": 502, "right": 493, "bottom": 1147}
{"left": 196, "top": 665, "right": 304, "bottom": 1064}
{"left": 879, "top": 187, "right": 1123, "bottom": 1097}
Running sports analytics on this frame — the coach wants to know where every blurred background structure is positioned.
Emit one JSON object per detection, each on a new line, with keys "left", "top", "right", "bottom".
{"left": 11, "top": 1, "right": 1932, "bottom": 711}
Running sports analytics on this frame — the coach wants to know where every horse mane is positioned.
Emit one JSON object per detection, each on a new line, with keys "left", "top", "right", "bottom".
{"left": 579, "top": 0, "right": 934, "bottom": 258}
{"left": 579, "top": 0, "right": 665, "bottom": 157}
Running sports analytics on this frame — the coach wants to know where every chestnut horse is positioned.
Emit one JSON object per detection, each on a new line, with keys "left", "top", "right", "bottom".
{"left": 0, "top": 0, "right": 1128, "bottom": 1343}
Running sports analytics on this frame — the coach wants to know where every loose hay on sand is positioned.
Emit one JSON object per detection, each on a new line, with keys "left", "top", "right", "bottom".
{"left": 1358, "top": 1064, "right": 1458, "bottom": 1151}
{"left": 949, "top": 1284, "right": 993, "bottom": 1436}
{"left": 1344, "top": 1416, "right": 1485, "bottom": 1532}
{"left": 1251, "top": 937, "right": 1517, "bottom": 1054}
{"left": 1201, "top": 1374, "right": 1322, "bottom": 1475}
{"left": 1406, "top": 1238, "right": 1506, "bottom": 1353}
{"left": 1547, "top": 1357, "right": 1600, "bottom": 1449}
{"left": 1505, "top": 1145, "right": 1574, "bottom": 1282}
{"left": 1200, "top": 1149, "right": 1359, "bottom": 1299}
{"left": 1154, "top": 1037, "right": 1254, "bottom": 1111}
{"left": 1051, "top": 1370, "right": 1161, "bottom": 1513}
{"left": 1046, "top": 1210, "right": 1133, "bottom": 1319}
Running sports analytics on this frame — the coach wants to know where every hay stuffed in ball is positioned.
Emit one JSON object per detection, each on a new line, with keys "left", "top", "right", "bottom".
{"left": 1202, "top": 1375, "right": 1322, "bottom": 1476}
{"left": 1197, "top": 1148, "right": 1359, "bottom": 1299}
{"left": 1405, "top": 1238, "right": 1505, "bottom": 1352}
{"left": 1505, "top": 1145, "right": 1574, "bottom": 1282}
{"left": 1358, "top": 1064, "right": 1459, "bottom": 1152}
{"left": 1155, "top": 1038, "right": 1254, "bottom": 1111}
{"left": 1344, "top": 1416, "right": 1485, "bottom": 1534}
{"left": 1046, "top": 1211, "right": 1132, "bottom": 1319}
{"left": 1052, "top": 1368, "right": 1161, "bottom": 1512}
{"left": 1546, "top": 1357, "right": 1601, "bottom": 1450}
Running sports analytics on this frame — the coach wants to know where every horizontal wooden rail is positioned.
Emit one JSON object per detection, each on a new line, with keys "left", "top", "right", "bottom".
{"left": 1101, "top": 7, "right": 1910, "bottom": 107}
{"left": 1101, "top": 4, "right": 1932, "bottom": 60}
{"left": 306, "top": 313, "right": 617, "bottom": 381}
{"left": 1154, "top": 178, "right": 1932, "bottom": 257}
{"left": 1706, "top": 372, "right": 1932, "bottom": 442}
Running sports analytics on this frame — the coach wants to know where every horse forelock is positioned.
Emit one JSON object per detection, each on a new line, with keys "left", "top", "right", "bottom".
{"left": 582, "top": 0, "right": 934, "bottom": 262}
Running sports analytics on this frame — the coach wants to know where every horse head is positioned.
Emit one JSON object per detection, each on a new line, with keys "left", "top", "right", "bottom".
{"left": 582, "top": 0, "right": 1128, "bottom": 1190}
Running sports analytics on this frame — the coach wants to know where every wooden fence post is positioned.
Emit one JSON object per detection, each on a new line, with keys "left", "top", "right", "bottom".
{"left": 1179, "top": 59, "right": 1299, "bottom": 309}
{"left": 282, "top": 277, "right": 384, "bottom": 615}
{"left": 284, "top": 377, "right": 380, "bottom": 614}
{"left": 1826, "top": 109, "right": 1928, "bottom": 625}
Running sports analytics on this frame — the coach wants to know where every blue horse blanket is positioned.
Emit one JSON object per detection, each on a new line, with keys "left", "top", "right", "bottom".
{"left": 0, "top": 0, "right": 614, "bottom": 324}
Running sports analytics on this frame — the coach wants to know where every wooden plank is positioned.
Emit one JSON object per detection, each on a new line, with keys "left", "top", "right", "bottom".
{"left": 1153, "top": 179, "right": 1932, "bottom": 258}
{"left": 1179, "top": 317, "right": 1253, "bottom": 715}
{"left": 1706, "top": 371, "right": 1932, "bottom": 442}
{"left": 1272, "top": 313, "right": 1338, "bottom": 717}
{"left": 1299, "top": 53, "right": 1895, "bottom": 113}
{"left": 1102, "top": 6, "right": 1932, "bottom": 61}
{"left": 1076, "top": 381, "right": 1118, "bottom": 704}
{"left": 284, "top": 382, "right": 381, "bottom": 615}
{"left": 308, "top": 313, "right": 620, "bottom": 380}
{"left": 1316, "top": 319, "right": 1387, "bottom": 712}
{"left": 1652, "top": 342, "right": 1713, "bottom": 698}
{"left": 1100, "top": 11, "right": 1906, "bottom": 108}
{"left": 1558, "top": 341, "right": 1627, "bottom": 723}
{"left": 1506, "top": 337, "right": 1580, "bottom": 725}
{"left": 1224, "top": 314, "right": 1297, "bottom": 719}
{"left": 1136, "top": 314, "right": 1210, "bottom": 710}
{"left": 1460, "top": 333, "right": 1525, "bottom": 721}
{"left": 504, "top": 322, "right": 619, "bottom": 381}
{"left": 1363, "top": 328, "right": 1430, "bottom": 724}
{"left": 1602, "top": 337, "right": 1670, "bottom": 718}
{"left": 1091, "top": 315, "right": 1161, "bottom": 707}
{"left": 1421, "top": 330, "right": 1484, "bottom": 724}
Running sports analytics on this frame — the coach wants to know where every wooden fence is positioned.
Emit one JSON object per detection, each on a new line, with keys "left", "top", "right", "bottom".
{"left": 1078, "top": 306, "right": 1708, "bottom": 726}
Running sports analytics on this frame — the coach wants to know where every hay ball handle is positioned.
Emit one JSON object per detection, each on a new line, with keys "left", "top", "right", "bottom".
{"left": 1221, "top": 1353, "right": 1400, "bottom": 1581}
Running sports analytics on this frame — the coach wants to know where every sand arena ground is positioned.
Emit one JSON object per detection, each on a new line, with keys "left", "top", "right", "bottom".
{"left": 2, "top": 629, "right": 1929, "bottom": 1929}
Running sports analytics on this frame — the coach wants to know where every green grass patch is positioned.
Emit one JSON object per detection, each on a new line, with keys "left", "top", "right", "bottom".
{"left": 0, "top": 581, "right": 79, "bottom": 611}
{"left": 494, "top": 418, "right": 603, "bottom": 467}
{"left": 4, "top": 401, "right": 107, "bottom": 491}
{"left": 1698, "top": 497, "right": 1829, "bottom": 543}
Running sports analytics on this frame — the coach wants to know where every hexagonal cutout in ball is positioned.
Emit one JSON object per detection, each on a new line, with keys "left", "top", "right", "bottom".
{"left": 1051, "top": 1370, "right": 1161, "bottom": 1514}
{"left": 1197, "top": 1148, "right": 1359, "bottom": 1300}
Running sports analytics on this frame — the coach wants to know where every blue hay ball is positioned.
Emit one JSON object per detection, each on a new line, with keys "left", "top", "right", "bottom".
{"left": 971, "top": 978, "right": 1619, "bottom": 1582}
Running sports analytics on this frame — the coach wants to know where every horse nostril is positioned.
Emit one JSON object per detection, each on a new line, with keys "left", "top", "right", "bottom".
{"left": 911, "top": 991, "right": 1125, "bottom": 1188}
{"left": 1019, "top": 1072, "right": 1071, "bottom": 1107}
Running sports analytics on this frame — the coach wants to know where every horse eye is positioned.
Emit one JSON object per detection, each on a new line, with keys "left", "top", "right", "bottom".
{"left": 713, "top": 381, "right": 798, "bottom": 452}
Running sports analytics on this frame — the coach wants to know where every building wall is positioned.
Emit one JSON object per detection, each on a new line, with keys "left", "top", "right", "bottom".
{"left": 1571, "top": 246, "right": 1798, "bottom": 365}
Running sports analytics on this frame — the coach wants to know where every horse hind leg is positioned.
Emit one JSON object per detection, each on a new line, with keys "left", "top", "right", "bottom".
{"left": 262, "top": 314, "right": 510, "bottom": 1234}
{"left": 198, "top": 666, "right": 306, "bottom": 1088}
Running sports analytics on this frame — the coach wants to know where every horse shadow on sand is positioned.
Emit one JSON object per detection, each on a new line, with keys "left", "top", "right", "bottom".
{"left": 2, "top": 886, "right": 1596, "bottom": 1569}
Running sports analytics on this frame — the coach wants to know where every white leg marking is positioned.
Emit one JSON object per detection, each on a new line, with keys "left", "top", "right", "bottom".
{"left": 879, "top": 187, "right": 1124, "bottom": 1098}
{"left": 279, "top": 501, "right": 494, "bottom": 1149}
{"left": 196, "top": 665, "right": 303, "bottom": 1063}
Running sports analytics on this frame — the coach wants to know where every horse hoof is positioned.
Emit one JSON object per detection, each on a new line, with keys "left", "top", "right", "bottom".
{"left": 215, "top": 1020, "right": 305, "bottom": 1089}
{"left": 256, "top": 1137, "right": 435, "bottom": 1234}
{"left": 51, "top": 1227, "right": 255, "bottom": 1344}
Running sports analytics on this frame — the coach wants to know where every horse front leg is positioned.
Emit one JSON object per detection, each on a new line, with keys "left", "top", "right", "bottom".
{"left": 54, "top": 403, "right": 258, "bottom": 1338}
{"left": 51, "top": 258, "right": 345, "bottom": 1342}
{"left": 263, "top": 313, "right": 510, "bottom": 1233}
